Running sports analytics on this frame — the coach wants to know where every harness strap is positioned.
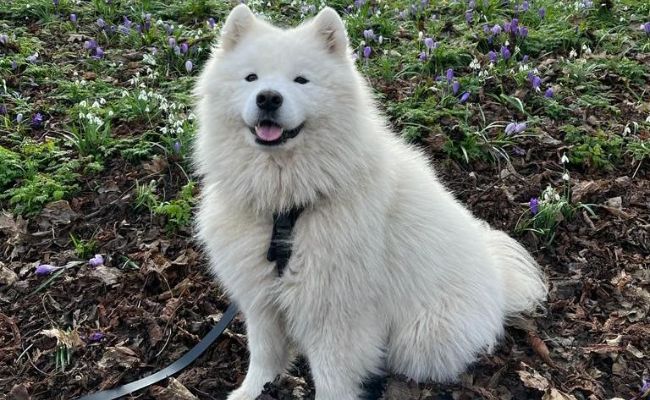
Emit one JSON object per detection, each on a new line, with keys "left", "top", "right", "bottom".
{"left": 267, "top": 206, "right": 304, "bottom": 276}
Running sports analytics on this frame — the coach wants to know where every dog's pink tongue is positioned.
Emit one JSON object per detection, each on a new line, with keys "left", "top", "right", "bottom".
{"left": 255, "top": 125, "right": 283, "bottom": 141}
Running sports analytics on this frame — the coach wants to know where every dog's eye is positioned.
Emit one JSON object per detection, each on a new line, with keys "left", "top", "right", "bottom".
{"left": 294, "top": 76, "right": 309, "bottom": 84}
{"left": 245, "top": 73, "right": 258, "bottom": 82}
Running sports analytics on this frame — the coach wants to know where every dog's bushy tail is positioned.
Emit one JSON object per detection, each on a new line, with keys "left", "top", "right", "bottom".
{"left": 487, "top": 229, "right": 547, "bottom": 315}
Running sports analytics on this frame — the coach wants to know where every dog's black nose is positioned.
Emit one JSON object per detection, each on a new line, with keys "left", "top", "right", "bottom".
{"left": 256, "top": 90, "right": 283, "bottom": 112}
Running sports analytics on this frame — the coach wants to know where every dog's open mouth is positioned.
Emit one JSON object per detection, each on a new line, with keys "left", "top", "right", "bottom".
{"left": 250, "top": 120, "right": 304, "bottom": 146}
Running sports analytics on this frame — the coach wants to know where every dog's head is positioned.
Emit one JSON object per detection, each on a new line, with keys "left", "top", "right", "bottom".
{"left": 196, "top": 5, "right": 359, "bottom": 149}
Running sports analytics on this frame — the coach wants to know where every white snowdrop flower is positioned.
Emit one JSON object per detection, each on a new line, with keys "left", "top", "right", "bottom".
{"left": 86, "top": 112, "right": 94, "bottom": 120}
{"left": 160, "top": 127, "right": 168, "bottom": 134}
{"left": 645, "top": 114, "right": 650, "bottom": 123}
{"left": 99, "top": 98, "right": 106, "bottom": 105}
{"left": 518, "top": 64, "right": 529, "bottom": 72}
{"left": 121, "top": 90, "right": 129, "bottom": 98}
{"left": 108, "top": 110, "right": 114, "bottom": 117}
{"left": 470, "top": 58, "right": 480, "bottom": 70}
{"left": 78, "top": 112, "right": 84, "bottom": 119}
{"left": 623, "top": 125, "right": 631, "bottom": 135}
{"left": 561, "top": 153, "right": 569, "bottom": 164}
{"left": 187, "top": 113, "right": 195, "bottom": 120}
{"left": 562, "top": 172, "right": 570, "bottom": 181}
{"left": 418, "top": 31, "right": 423, "bottom": 40}
{"left": 73, "top": 71, "right": 78, "bottom": 76}
{"left": 582, "top": 44, "right": 592, "bottom": 54}
{"left": 139, "top": 83, "right": 146, "bottom": 88}
{"left": 92, "top": 101, "right": 100, "bottom": 108}
{"left": 505, "top": 39, "right": 510, "bottom": 46}
{"left": 145, "top": 107, "right": 150, "bottom": 113}
{"left": 378, "top": 35, "right": 383, "bottom": 44}
{"left": 569, "top": 48, "right": 577, "bottom": 58}
{"left": 79, "top": 100, "right": 87, "bottom": 107}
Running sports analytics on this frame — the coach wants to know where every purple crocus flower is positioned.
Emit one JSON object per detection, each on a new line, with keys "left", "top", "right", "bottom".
{"left": 123, "top": 16, "right": 132, "bottom": 29}
{"left": 418, "top": 51, "right": 427, "bottom": 61}
{"left": 208, "top": 17, "right": 216, "bottom": 29}
{"left": 173, "top": 141, "right": 182, "bottom": 153}
{"left": 491, "top": 24, "right": 502, "bottom": 36}
{"left": 0, "top": 105, "right": 6, "bottom": 115}
{"left": 424, "top": 37, "right": 435, "bottom": 49}
{"left": 88, "top": 332, "right": 105, "bottom": 342}
{"left": 88, "top": 254, "right": 104, "bottom": 267}
{"left": 446, "top": 68, "right": 454, "bottom": 83}
{"left": 97, "top": 18, "right": 106, "bottom": 29}
{"left": 26, "top": 53, "right": 38, "bottom": 63}
{"left": 522, "top": 54, "right": 529, "bottom": 63}
{"left": 483, "top": 24, "right": 489, "bottom": 34}
{"left": 503, "top": 22, "right": 512, "bottom": 33}
{"left": 93, "top": 47, "right": 104, "bottom": 59}
{"left": 354, "top": 0, "right": 366, "bottom": 8}
{"left": 511, "top": 18, "right": 519, "bottom": 31}
{"left": 539, "top": 8, "right": 546, "bottom": 18}
{"left": 522, "top": 1, "right": 529, "bottom": 11}
{"left": 459, "top": 92, "right": 470, "bottom": 103}
{"left": 117, "top": 25, "right": 130, "bottom": 35}
{"left": 0, "top": 34, "right": 8, "bottom": 45}
{"left": 529, "top": 198, "right": 539, "bottom": 215}
{"left": 84, "top": 39, "right": 98, "bottom": 50}
{"left": 11, "top": 60, "right": 17, "bottom": 70}
{"left": 363, "top": 46, "right": 372, "bottom": 58}
{"left": 465, "top": 10, "right": 473, "bottom": 23}
{"left": 53, "top": 0, "right": 59, "bottom": 7}
{"left": 363, "top": 29, "right": 375, "bottom": 41}
{"left": 168, "top": 37, "right": 176, "bottom": 48}
{"left": 505, "top": 122, "right": 526, "bottom": 135}
{"left": 70, "top": 14, "right": 77, "bottom": 23}
{"left": 518, "top": 26, "right": 528, "bottom": 38}
{"left": 452, "top": 81, "right": 460, "bottom": 95}
{"left": 500, "top": 45, "right": 511, "bottom": 60}
{"left": 36, "top": 264, "right": 60, "bottom": 276}
{"left": 488, "top": 50, "right": 497, "bottom": 63}
{"left": 31, "top": 112, "right": 44, "bottom": 128}
{"left": 173, "top": 45, "right": 181, "bottom": 55}
{"left": 545, "top": 87, "right": 554, "bottom": 98}
{"left": 642, "top": 23, "right": 650, "bottom": 35}
{"left": 180, "top": 42, "right": 189, "bottom": 54}
{"left": 185, "top": 60, "right": 193, "bottom": 73}
{"left": 530, "top": 75, "right": 542, "bottom": 90}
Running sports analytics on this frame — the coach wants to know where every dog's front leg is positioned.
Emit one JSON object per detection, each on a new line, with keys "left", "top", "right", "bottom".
{"left": 227, "top": 306, "right": 290, "bottom": 400}
{"left": 302, "top": 319, "right": 385, "bottom": 400}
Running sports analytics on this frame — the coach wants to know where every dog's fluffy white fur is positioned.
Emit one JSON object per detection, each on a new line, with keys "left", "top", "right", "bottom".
{"left": 193, "top": 6, "right": 547, "bottom": 400}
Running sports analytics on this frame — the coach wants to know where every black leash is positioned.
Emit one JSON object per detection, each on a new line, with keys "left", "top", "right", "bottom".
{"left": 78, "top": 208, "right": 304, "bottom": 399}
{"left": 77, "top": 303, "right": 238, "bottom": 400}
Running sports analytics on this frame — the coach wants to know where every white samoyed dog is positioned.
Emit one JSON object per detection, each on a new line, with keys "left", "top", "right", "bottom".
{"left": 193, "top": 5, "right": 546, "bottom": 400}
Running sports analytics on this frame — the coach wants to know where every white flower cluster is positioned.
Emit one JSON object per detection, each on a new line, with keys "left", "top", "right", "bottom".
{"left": 77, "top": 99, "right": 111, "bottom": 127}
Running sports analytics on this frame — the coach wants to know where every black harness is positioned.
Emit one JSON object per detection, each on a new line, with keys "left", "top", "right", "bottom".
{"left": 267, "top": 206, "right": 305, "bottom": 276}
{"left": 78, "top": 208, "right": 305, "bottom": 399}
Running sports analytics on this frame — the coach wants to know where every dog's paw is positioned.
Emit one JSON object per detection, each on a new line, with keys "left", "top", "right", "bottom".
{"left": 226, "top": 388, "right": 258, "bottom": 400}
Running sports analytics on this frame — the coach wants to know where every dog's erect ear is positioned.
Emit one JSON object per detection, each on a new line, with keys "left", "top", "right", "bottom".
{"left": 311, "top": 7, "right": 348, "bottom": 56}
{"left": 220, "top": 4, "right": 255, "bottom": 51}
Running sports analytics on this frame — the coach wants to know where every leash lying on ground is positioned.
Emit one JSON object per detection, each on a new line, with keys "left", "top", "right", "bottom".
{"left": 78, "top": 209, "right": 304, "bottom": 399}
{"left": 78, "top": 302, "right": 238, "bottom": 400}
